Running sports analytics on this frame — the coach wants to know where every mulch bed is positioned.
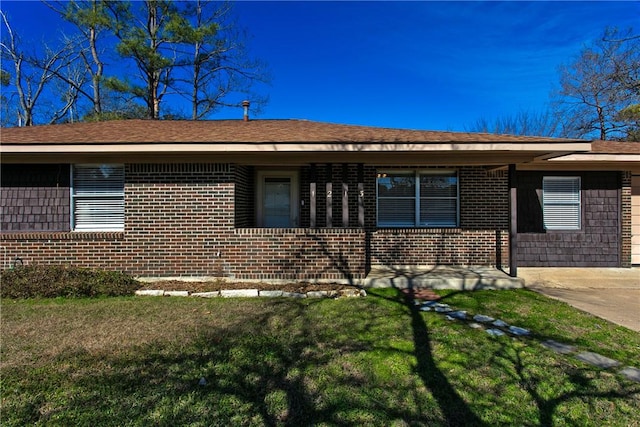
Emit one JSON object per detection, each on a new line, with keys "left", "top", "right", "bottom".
{"left": 400, "top": 288, "right": 442, "bottom": 301}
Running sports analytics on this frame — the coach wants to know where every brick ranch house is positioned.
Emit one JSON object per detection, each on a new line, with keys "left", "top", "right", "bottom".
{"left": 1, "top": 119, "right": 639, "bottom": 281}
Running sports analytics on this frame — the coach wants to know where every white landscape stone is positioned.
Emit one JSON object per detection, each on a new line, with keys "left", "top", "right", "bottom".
{"left": 486, "top": 328, "right": 505, "bottom": 337}
{"left": 422, "top": 301, "right": 439, "bottom": 308}
{"left": 473, "top": 314, "right": 494, "bottom": 323}
{"left": 191, "top": 291, "right": 220, "bottom": 298}
{"left": 220, "top": 289, "right": 259, "bottom": 298}
{"left": 135, "top": 289, "right": 165, "bottom": 296}
{"left": 492, "top": 319, "right": 509, "bottom": 328}
{"left": 449, "top": 311, "right": 467, "bottom": 320}
{"left": 508, "top": 326, "right": 530, "bottom": 336}
{"left": 620, "top": 367, "right": 640, "bottom": 383}
{"left": 281, "top": 292, "right": 306, "bottom": 298}
{"left": 164, "top": 291, "right": 190, "bottom": 297}
{"left": 259, "top": 290, "right": 283, "bottom": 297}
{"left": 575, "top": 352, "right": 620, "bottom": 369}
{"left": 307, "top": 291, "right": 331, "bottom": 298}
{"left": 541, "top": 340, "right": 577, "bottom": 354}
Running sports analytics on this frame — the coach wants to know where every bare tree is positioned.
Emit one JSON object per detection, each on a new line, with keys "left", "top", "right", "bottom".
{"left": 44, "top": 0, "right": 113, "bottom": 117}
{"left": 465, "top": 109, "right": 561, "bottom": 137}
{"left": 0, "top": 11, "right": 80, "bottom": 126}
{"left": 553, "top": 28, "right": 640, "bottom": 140}
{"left": 46, "top": 56, "right": 87, "bottom": 123}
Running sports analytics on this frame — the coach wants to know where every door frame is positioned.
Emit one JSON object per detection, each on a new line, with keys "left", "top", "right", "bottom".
{"left": 256, "top": 169, "right": 299, "bottom": 227}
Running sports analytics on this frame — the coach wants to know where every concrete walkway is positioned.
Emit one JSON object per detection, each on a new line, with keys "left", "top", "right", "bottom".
{"left": 363, "top": 265, "right": 524, "bottom": 289}
{"left": 519, "top": 268, "right": 640, "bottom": 332}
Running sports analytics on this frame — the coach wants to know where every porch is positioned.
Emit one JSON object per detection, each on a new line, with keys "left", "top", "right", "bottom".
{"left": 362, "top": 265, "right": 523, "bottom": 290}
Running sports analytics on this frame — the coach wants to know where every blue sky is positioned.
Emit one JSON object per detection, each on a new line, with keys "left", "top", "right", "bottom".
{"left": 2, "top": 1, "right": 638, "bottom": 131}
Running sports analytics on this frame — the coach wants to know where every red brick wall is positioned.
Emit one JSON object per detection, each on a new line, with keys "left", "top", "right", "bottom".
{"left": 367, "top": 166, "right": 509, "bottom": 268}
{"left": 370, "top": 228, "right": 508, "bottom": 267}
{"left": 229, "top": 228, "right": 366, "bottom": 281}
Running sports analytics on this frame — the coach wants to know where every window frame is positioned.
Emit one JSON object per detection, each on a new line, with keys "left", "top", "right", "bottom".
{"left": 376, "top": 169, "right": 459, "bottom": 228}
{"left": 542, "top": 176, "right": 581, "bottom": 231}
{"left": 71, "top": 164, "right": 125, "bottom": 232}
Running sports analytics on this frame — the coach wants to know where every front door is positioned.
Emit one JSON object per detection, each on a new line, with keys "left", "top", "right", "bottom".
{"left": 257, "top": 170, "right": 299, "bottom": 227}
{"left": 264, "top": 177, "right": 292, "bottom": 227}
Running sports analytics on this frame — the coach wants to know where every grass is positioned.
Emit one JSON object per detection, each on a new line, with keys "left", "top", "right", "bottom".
{"left": 1, "top": 288, "right": 639, "bottom": 426}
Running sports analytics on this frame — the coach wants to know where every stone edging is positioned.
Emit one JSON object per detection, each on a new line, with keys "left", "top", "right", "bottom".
{"left": 135, "top": 288, "right": 367, "bottom": 299}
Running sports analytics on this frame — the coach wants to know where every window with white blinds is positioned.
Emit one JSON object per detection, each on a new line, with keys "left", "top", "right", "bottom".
{"left": 72, "top": 165, "right": 124, "bottom": 231}
{"left": 543, "top": 176, "right": 581, "bottom": 230}
{"left": 377, "top": 170, "right": 458, "bottom": 227}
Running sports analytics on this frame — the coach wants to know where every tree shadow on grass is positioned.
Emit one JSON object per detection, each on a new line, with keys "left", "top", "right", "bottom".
{"left": 373, "top": 271, "right": 488, "bottom": 426}
{"left": 488, "top": 337, "right": 640, "bottom": 426}
{"left": 376, "top": 278, "right": 640, "bottom": 427}
{"left": 12, "top": 297, "right": 453, "bottom": 426}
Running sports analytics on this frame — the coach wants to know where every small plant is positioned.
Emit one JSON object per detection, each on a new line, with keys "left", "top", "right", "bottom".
{"left": 0, "top": 265, "right": 141, "bottom": 299}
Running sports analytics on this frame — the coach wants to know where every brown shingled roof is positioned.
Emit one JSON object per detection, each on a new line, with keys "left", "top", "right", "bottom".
{"left": 0, "top": 119, "right": 586, "bottom": 144}
{"left": 591, "top": 140, "right": 640, "bottom": 154}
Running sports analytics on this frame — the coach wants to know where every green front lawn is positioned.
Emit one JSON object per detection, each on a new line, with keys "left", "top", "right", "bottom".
{"left": 1, "top": 289, "right": 639, "bottom": 426}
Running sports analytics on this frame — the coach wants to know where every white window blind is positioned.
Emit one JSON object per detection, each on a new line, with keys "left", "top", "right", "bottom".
{"left": 72, "top": 165, "right": 124, "bottom": 231}
{"left": 543, "top": 176, "right": 581, "bottom": 230}
{"left": 377, "top": 171, "right": 458, "bottom": 227}
{"left": 419, "top": 174, "right": 458, "bottom": 227}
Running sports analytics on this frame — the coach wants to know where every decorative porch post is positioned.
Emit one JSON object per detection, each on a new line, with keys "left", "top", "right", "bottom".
{"left": 326, "top": 164, "right": 333, "bottom": 227}
{"left": 358, "top": 164, "right": 364, "bottom": 228}
{"left": 310, "top": 164, "right": 317, "bottom": 228}
{"left": 342, "top": 164, "right": 349, "bottom": 227}
{"left": 509, "top": 164, "right": 518, "bottom": 277}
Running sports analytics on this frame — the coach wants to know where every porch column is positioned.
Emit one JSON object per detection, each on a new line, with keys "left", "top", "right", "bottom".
{"left": 310, "top": 164, "right": 317, "bottom": 228}
{"left": 509, "top": 164, "right": 518, "bottom": 277}
{"left": 342, "top": 164, "right": 349, "bottom": 227}
{"left": 357, "top": 164, "right": 364, "bottom": 228}
{"left": 326, "top": 164, "right": 333, "bottom": 227}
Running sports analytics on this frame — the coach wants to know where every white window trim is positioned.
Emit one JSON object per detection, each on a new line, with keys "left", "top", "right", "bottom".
{"left": 542, "top": 176, "right": 581, "bottom": 231}
{"left": 71, "top": 164, "right": 125, "bottom": 232}
{"left": 376, "top": 169, "right": 459, "bottom": 228}
{"left": 255, "top": 169, "right": 299, "bottom": 228}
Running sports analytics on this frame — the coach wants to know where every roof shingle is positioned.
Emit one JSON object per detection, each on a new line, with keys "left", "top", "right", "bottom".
{"left": 0, "top": 119, "right": 588, "bottom": 145}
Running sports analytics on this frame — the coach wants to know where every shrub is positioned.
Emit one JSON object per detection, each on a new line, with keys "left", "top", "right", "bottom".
{"left": 0, "top": 265, "right": 141, "bottom": 299}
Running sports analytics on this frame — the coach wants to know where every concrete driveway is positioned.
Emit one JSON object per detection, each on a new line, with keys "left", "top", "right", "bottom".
{"left": 518, "top": 268, "right": 640, "bottom": 332}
